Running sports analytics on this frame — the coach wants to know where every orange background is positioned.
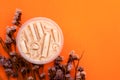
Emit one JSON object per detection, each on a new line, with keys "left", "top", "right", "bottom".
{"left": 0, "top": 0, "right": 120, "bottom": 80}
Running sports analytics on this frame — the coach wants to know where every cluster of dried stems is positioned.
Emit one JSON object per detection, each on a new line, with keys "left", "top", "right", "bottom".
{"left": 0, "top": 9, "right": 86, "bottom": 80}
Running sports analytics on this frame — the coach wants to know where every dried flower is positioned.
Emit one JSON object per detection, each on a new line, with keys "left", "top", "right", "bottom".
{"left": 65, "top": 74, "right": 74, "bottom": 80}
{"left": 9, "top": 51, "right": 16, "bottom": 56}
{"left": 6, "top": 26, "right": 16, "bottom": 36}
{"left": 51, "top": 67, "right": 56, "bottom": 71}
{"left": 68, "top": 50, "right": 79, "bottom": 63}
{"left": 40, "top": 72, "right": 46, "bottom": 79}
{"left": 4, "top": 26, "right": 17, "bottom": 52}
{"left": 76, "top": 66, "right": 86, "bottom": 80}
{"left": 11, "top": 72, "right": 18, "bottom": 78}
{"left": 3, "top": 59, "right": 12, "bottom": 68}
{"left": 67, "top": 63, "right": 73, "bottom": 71}
{"left": 54, "top": 56, "right": 63, "bottom": 66}
{"left": 5, "top": 68, "right": 13, "bottom": 76}
{"left": 12, "top": 9, "right": 22, "bottom": 26}
{"left": 65, "top": 73, "right": 71, "bottom": 78}
{"left": 48, "top": 67, "right": 56, "bottom": 80}
{"left": 27, "top": 76, "right": 34, "bottom": 80}
{"left": 77, "top": 66, "right": 84, "bottom": 72}
{"left": 0, "top": 56, "right": 6, "bottom": 65}
{"left": 32, "top": 64, "right": 40, "bottom": 71}
{"left": 54, "top": 69, "right": 64, "bottom": 80}
{"left": 76, "top": 71, "right": 86, "bottom": 80}
{"left": 55, "top": 56, "right": 63, "bottom": 62}
{"left": 21, "top": 67, "right": 27, "bottom": 75}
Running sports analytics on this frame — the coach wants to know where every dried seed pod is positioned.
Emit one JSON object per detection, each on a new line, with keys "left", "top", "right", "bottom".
{"left": 12, "top": 20, "right": 20, "bottom": 26}
{"left": 5, "top": 35, "right": 12, "bottom": 44}
{"left": 5, "top": 26, "right": 16, "bottom": 50}
{"left": 55, "top": 56, "right": 63, "bottom": 62}
{"left": 16, "top": 9, "right": 22, "bottom": 16}
{"left": 54, "top": 69, "right": 64, "bottom": 80}
{"left": 51, "top": 67, "right": 56, "bottom": 72}
{"left": 5, "top": 68, "right": 13, "bottom": 76}
{"left": 69, "top": 50, "right": 75, "bottom": 57}
{"left": 68, "top": 77, "right": 74, "bottom": 80}
{"left": 9, "top": 51, "right": 16, "bottom": 56}
{"left": 3, "top": 59, "right": 12, "bottom": 68}
{"left": 65, "top": 74, "right": 73, "bottom": 80}
{"left": 80, "top": 71, "right": 86, "bottom": 80}
{"left": 65, "top": 73, "right": 71, "bottom": 78}
{"left": 77, "top": 66, "right": 84, "bottom": 72}
{"left": 40, "top": 73, "right": 46, "bottom": 79}
{"left": 13, "top": 13, "right": 21, "bottom": 21}
{"left": 10, "top": 26, "right": 17, "bottom": 31}
{"left": 0, "top": 56, "right": 6, "bottom": 65}
{"left": 76, "top": 71, "right": 86, "bottom": 80}
{"left": 76, "top": 66, "right": 86, "bottom": 80}
{"left": 54, "top": 60, "right": 61, "bottom": 66}
{"left": 27, "top": 76, "right": 34, "bottom": 80}
{"left": 76, "top": 71, "right": 81, "bottom": 79}
{"left": 32, "top": 64, "right": 40, "bottom": 71}
{"left": 17, "top": 57, "right": 27, "bottom": 67}
{"left": 20, "top": 66, "right": 29, "bottom": 79}
{"left": 12, "top": 9, "right": 22, "bottom": 26}
{"left": 54, "top": 56, "right": 64, "bottom": 68}
{"left": 11, "top": 72, "right": 18, "bottom": 78}
{"left": 6, "top": 26, "right": 16, "bottom": 36}
{"left": 48, "top": 67, "right": 56, "bottom": 80}
{"left": 67, "top": 63, "right": 73, "bottom": 71}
